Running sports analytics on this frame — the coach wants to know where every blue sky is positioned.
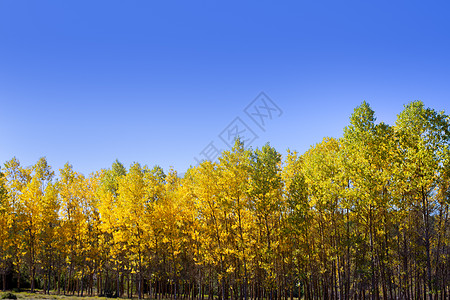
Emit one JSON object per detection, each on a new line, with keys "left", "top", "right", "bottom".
{"left": 1, "top": 1, "right": 449, "bottom": 176}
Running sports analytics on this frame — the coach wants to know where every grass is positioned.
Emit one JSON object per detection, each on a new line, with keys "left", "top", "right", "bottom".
{"left": 0, "top": 291, "right": 110, "bottom": 300}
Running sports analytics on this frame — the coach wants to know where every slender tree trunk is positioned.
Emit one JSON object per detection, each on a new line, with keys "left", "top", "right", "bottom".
{"left": 369, "top": 206, "right": 376, "bottom": 300}
{"left": 422, "top": 188, "right": 433, "bottom": 300}
{"left": 2, "top": 271, "right": 5, "bottom": 291}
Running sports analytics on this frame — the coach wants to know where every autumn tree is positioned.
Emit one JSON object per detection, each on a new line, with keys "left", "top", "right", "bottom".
{"left": 217, "top": 139, "right": 253, "bottom": 300}
{"left": 0, "top": 170, "right": 9, "bottom": 291}
{"left": 248, "top": 144, "right": 284, "bottom": 300}
{"left": 282, "top": 150, "right": 308, "bottom": 299}
{"left": 394, "top": 101, "right": 450, "bottom": 299}
{"left": 116, "top": 162, "right": 149, "bottom": 299}
{"left": 0, "top": 101, "right": 448, "bottom": 299}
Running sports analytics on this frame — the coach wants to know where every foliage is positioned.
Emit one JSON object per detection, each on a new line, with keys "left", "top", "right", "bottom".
{"left": 1, "top": 292, "right": 16, "bottom": 299}
{"left": 0, "top": 102, "right": 449, "bottom": 299}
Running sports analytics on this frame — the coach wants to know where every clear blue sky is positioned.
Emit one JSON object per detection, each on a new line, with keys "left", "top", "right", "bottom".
{"left": 1, "top": 1, "right": 449, "bottom": 176}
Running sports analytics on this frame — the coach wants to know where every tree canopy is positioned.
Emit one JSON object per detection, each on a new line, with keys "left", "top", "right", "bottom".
{"left": 0, "top": 101, "right": 449, "bottom": 299}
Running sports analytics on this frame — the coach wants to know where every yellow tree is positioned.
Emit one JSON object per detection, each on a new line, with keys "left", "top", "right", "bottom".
{"left": 75, "top": 172, "right": 100, "bottom": 296}
{"left": 142, "top": 165, "right": 166, "bottom": 299}
{"left": 0, "top": 170, "right": 9, "bottom": 291}
{"left": 2, "top": 158, "right": 31, "bottom": 290}
{"left": 19, "top": 157, "right": 54, "bottom": 292}
{"left": 117, "top": 162, "right": 149, "bottom": 299}
{"left": 188, "top": 161, "right": 229, "bottom": 300}
{"left": 282, "top": 150, "right": 309, "bottom": 299}
{"left": 217, "top": 139, "right": 253, "bottom": 300}
{"left": 83, "top": 172, "right": 103, "bottom": 296}
{"left": 302, "top": 137, "right": 345, "bottom": 299}
{"left": 153, "top": 169, "right": 185, "bottom": 299}
{"left": 58, "top": 163, "right": 89, "bottom": 295}
{"left": 38, "top": 180, "right": 60, "bottom": 294}
{"left": 177, "top": 170, "right": 206, "bottom": 300}
{"left": 248, "top": 144, "right": 284, "bottom": 299}
{"left": 97, "top": 160, "right": 126, "bottom": 297}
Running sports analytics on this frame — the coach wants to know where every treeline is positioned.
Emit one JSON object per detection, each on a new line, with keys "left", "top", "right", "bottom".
{"left": 0, "top": 101, "right": 449, "bottom": 300}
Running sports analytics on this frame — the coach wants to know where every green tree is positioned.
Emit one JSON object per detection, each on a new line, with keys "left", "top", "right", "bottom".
{"left": 249, "top": 144, "right": 284, "bottom": 299}
{"left": 395, "top": 101, "right": 450, "bottom": 299}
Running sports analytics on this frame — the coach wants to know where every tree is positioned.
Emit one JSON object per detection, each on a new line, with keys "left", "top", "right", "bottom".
{"left": 217, "top": 139, "right": 252, "bottom": 300}
{"left": 2, "top": 158, "right": 31, "bottom": 290}
{"left": 37, "top": 179, "right": 60, "bottom": 294}
{"left": 0, "top": 101, "right": 449, "bottom": 299}
{"left": 282, "top": 150, "right": 308, "bottom": 299}
{"left": 302, "top": 137, "right": 345, "bottom": 299}
{"left": 58, "top": 163, "right": 90, "bottom": 295}
{"left": 97, "top": 160, "right": 126, "bottom": 297}
{"left": 116, "top": 162, "right": 149, "bottom": 299}
{"left": 19, "top": 157, "right": 54, "bottom": 292}
{"left": 248, "top": 144, "right": 284, "bottom": 300}
{"left": 395, "top": 101, "right": 450, "bottom": 299}
{"left": 0, "top": 170, "right": 9, "bottom": 291}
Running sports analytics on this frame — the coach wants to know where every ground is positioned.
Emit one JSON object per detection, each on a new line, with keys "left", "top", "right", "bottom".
{"left": 0, "top": 291, "right": 110, "bottom": 300}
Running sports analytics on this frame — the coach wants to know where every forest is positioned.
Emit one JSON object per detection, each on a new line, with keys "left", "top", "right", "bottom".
{"left": 0, "top": 101, "right": 449, "bottom": 300}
